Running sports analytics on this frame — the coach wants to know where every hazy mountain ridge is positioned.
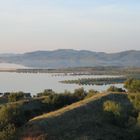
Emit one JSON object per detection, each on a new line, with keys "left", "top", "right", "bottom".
{"left": 0, "top": 49, "right": 140, "bottom": 68}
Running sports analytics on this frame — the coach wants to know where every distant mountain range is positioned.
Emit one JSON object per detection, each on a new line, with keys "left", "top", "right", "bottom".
{"left": 0, "top": 49, "right": 140, "bottom": 68}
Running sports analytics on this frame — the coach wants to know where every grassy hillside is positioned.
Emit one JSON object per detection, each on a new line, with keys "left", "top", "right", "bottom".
{"left": 0, "top": 89, "right": 90, "bottom": 140}
{"left": 20, "top": 93, "right": 140, "bottom": 140}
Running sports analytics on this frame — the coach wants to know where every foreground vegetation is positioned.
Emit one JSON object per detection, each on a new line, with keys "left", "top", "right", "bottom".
{"left": 21, "top": 92, "right": 140, "bottom": 140}
{"left": 0, "top": 78, "right": 140, "bottom": 140}
{"left": 0, "top": 88, "right": 97, "bottom": 140}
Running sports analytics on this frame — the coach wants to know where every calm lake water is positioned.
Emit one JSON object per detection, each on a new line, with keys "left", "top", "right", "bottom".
{"left": 0, "top": 72, "right": 124, "bottom": 95}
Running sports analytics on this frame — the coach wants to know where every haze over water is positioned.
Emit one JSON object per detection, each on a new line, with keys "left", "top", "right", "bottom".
{"left": 0, "top": 63, "right": 27, "bottom": 69}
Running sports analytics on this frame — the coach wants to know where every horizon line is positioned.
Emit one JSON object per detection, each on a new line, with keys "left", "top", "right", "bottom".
{"left": 0, "top": 49, "right": 140, "bottom": 55}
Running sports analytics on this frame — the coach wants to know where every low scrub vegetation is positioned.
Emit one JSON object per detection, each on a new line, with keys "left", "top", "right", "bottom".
{"left": 107, "top": 86, "right": 125, "bottom": 92}
{"left": 0, "top": 88, "right": 98, "bottom": 139}
{"left": 8, "top": 92, "right": 31, "bottom": 102}
{"left": 103, "top": 100, "right": 121, "bottom": 116}
{"left": 124, "top": 79, "right": 140, "bottom": 93}
{"left": 20, "top": 93, "right": 140, "bottom": 140}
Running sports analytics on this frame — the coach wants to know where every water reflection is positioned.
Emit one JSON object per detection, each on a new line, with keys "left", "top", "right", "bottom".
{"left": 0, "top": 72, "right": 124, "bottom": 95}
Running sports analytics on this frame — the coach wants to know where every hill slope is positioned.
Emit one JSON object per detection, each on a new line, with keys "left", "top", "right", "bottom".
{"left": 20, "top": 93, "right": 137, "bottom": 140}
{"left": 0, "top": 49, "right": 140, "bottom": 68}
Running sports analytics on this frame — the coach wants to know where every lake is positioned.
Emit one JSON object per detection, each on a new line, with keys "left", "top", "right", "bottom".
{"left": 0, "top": 72, "right": 124, "bottom": 95}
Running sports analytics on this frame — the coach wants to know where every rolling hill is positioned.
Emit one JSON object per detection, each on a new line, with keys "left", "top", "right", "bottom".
{"left": 0, "top": 49, "right": 140, "bottom": 68}
{"left": 20, "top": 93, "right": 139, "bottom": 140}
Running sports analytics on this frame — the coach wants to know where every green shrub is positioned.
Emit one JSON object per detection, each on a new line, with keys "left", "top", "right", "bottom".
{"left": 37, "top": 89, "right": 55, "bottom": 97}
{"left": 0, "top": 104, "right": 25, "bottom": 127}
{"left": 73, "top": 88, "right": 86, "bottom": 100}
{"left": 0, "top": 104, "right": 25, "bottom": 140}
{"left": 8, "top": 92, "right": 30, "bottom": 102}
{"left": 43, "top": 93, "right": 78, "bottom": 111}
{"left": 124, "top": 79, "right": 140, "bottom": 93}
{"left": 103, "top": 100, "right": 121, "bottom": 116}
{"left": 107, "top": 86, "right": 125, "bottom": 92}
{"left": 0, "top": 123, "right": 16, "bottom": 140}
{"left": 128, "top": 94, "right": 140, "bottom": 112}
{"left": 85, "top": 89, "right": 98, "bottom": 99}
{"left": 103, "top": 99, "right": 136, "bottom": 127}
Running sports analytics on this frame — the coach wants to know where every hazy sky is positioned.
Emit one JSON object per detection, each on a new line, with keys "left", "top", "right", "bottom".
{"left": 0, "top": 0, "right": 140, "bottom": 53}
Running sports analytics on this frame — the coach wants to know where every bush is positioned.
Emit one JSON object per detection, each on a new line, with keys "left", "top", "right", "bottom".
{"left": 0, "top": 123, "right": 16, "bottom": 140}
{"left": 8, "top": 92, "right": 30, "bottom": 102}
{"left": 0, "top": 104, "right": 25, "bottom": 127}
{"left": 0, "top": 104, "right": 25, "bottom": 140}
{"left": 43, "top": 93, "right": 78, "bottom": 111}
{"left": 107, "top": 86, "right": 125, "bottom": 92}
{"left": 85, "top": 89, "right": 98, "bottom": 99}
{"left": 128, "top": 94, "right": 140, "bottom": 112}
{"left": 73, "top": 88, "right": 86, "bottom": 100}
{"left": 103, "top": 99, "right": 136, "bottom": 127}
{"left": 37, "top": 89, "right": 55, "bottom": 97}
{"left": 124, "top": 79, "right": 140, "bottom": 93}
{"left": 103, "top": 100, "right": 121, "bottom": 116}
{"left": 3, "top": 92, "right": 10, "bottom": 97}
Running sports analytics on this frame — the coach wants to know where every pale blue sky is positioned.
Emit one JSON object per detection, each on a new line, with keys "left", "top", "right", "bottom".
{"left": 0, "top": 0, "right": 140, "bottom": 53}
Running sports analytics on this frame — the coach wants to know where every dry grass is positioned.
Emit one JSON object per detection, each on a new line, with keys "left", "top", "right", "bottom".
{"left": 31, "top": 93, "right": 108, "bottom": 121}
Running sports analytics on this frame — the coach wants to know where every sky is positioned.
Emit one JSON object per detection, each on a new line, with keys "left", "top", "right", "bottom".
{"left": 0, "top": 0, "right": 140, "bottom": 53}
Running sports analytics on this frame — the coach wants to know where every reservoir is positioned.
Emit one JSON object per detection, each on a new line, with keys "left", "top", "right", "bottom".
{"left": 0, "top": 72, "right": 123, "bottom": 95}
